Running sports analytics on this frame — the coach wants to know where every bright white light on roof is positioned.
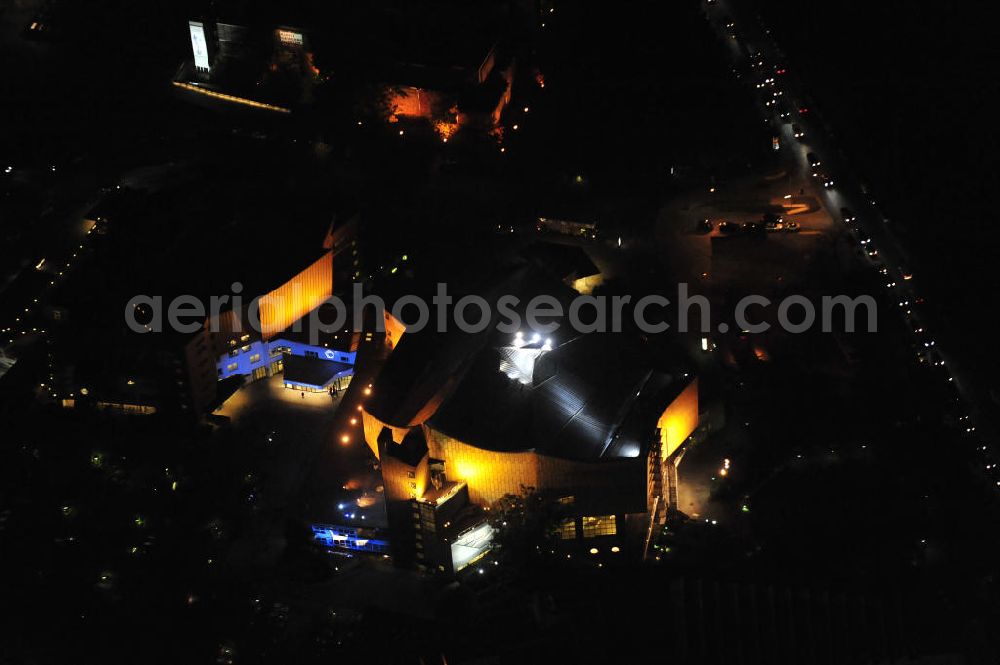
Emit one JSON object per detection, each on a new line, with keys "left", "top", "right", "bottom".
{"left": 452, "top": 522, "right": 495, "bottom": 571}
{"left": 500, "top": 346, "right": 543, "bottom": 384}
{"left": 531, "top": 333, "right": 541, "bottom": 343}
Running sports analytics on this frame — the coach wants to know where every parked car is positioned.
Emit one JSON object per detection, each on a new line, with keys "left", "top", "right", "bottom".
{"left": 812, "top": 170, "right": 834, "bottom": 188}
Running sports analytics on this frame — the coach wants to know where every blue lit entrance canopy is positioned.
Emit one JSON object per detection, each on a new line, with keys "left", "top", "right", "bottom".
{"left": 311, "top": 523, "right": 389, "bottom": 555}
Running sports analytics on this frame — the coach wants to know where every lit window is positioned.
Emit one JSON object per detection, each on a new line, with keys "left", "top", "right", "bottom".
{"left": 557, "top": 519, "right": 577, "bottom": 540}
{"left": 249, "top": 354, "right": 261, "bottom": 364}
{"left": 240, "top": 334, "right": 250, "bottom": 342}
{"left": 582, "top": 515, "right": 616, "bottom": 538}
{"left": 226, "top": 363, "right": 238, "bottom": 372}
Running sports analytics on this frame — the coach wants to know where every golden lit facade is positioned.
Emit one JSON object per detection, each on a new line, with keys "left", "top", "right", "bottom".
{"left": 383, "top": 310, "right": 407, "bottom": 350}
{"left": 362, "top": 376, "right": 699, "bottom": 516}
{"left": 423, "top": 425, "right": 648, "bottom": 513}
{"left": 657, "top": 378, "right": 699, "bottom": 459}
{"left": 257, "top": 251, "right": 333, "bottom": 340}
{"left": 380, "top": 442, "right": 430, "bottom": 501}
{"left": 362, "top": 409, "right": 410, "bottom": 460}
{"left": 571, "top": 273, "right": 605, "bottom": 295}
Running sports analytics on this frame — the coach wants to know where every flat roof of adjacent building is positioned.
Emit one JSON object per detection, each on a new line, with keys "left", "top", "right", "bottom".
{"left": 283, "top": 354, "right": 352, "bottom": 388}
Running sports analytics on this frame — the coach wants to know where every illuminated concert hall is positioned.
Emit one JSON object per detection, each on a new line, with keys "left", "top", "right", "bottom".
{"left": 357, "top": 269, "right": 699, "bottom": 573}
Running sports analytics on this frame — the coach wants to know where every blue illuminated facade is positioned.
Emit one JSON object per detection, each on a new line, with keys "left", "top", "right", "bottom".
{"left": 311, "top": 523, "right": 390, "bottom": 555}
{"left": 217, "top": 337, "right": 356, "bottom": 381}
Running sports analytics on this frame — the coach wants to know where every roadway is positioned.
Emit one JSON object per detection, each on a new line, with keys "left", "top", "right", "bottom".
{"left": 701, "top": 0, "right": 998, "bottom": 483}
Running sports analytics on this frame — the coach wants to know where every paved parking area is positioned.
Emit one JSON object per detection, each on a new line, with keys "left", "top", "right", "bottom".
{"left": 215, "top": 375, "right": 385, "bottom": 566}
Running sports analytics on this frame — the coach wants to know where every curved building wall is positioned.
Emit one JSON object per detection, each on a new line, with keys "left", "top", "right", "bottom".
{"left": 423, "top": 424, "right": 540, "bottom": 504}
{"left": 423, "top": 425, "right": 647, "bottom": 515}
{"left": 362, "top": 377, "right": 698, "bottom": 516}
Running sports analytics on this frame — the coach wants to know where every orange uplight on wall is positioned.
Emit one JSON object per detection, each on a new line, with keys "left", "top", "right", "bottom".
{"left": 257, "top": 251, "right": 333, "bottom": 340}
{"left": 387, "top": 86, "right": 438, "bottom": 119}
{"left": 657, "top": 378, "right": 699, "bottom": 459}
{"left": 454, "top": 460, "right": 479, "bottom": 482}
{"left": 384, "top": 310, "right": 407, "bottom": 350}
{"left": 425, "top": 428, "right": 543, "bottom": 506}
